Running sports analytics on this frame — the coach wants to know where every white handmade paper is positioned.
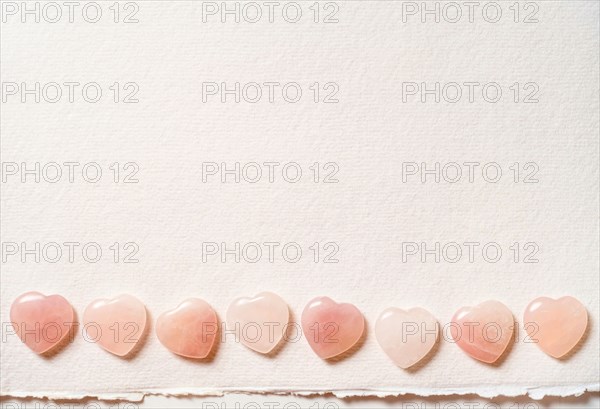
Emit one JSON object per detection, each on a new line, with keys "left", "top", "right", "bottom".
{"left": 1, "top": 0, "right": 599, "bottom": 401}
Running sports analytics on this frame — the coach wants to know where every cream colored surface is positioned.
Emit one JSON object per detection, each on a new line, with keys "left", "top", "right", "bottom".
{"left": 2, "top": 393, "right": 600, "bottom": 408}
{"left": 1, "top": 0, "right": 598, "bottom": 401}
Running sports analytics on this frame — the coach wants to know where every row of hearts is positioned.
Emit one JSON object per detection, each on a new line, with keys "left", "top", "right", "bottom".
{"left": 10, "top": 292, "right": 588, "bottom": 368}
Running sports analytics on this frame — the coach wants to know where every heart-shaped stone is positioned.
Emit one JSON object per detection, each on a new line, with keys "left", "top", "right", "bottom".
{"left": 83, "top": 294, "right": 147, "bottom": 357}
{"left": 156, "top": 298, "right": 219, "bottom": 359}
{"left": 375, "top": 307, "right": 439, "bottom": 369}
{"left": 227, "top": 292, "right": 289, "bottom": 354}
{"left": 10, "top": 291, "right": 74, "bottom": 354}
{"left": 523, "top": 296, "right": 588, "bottom": 358}
{"left": 450, "top": 300, "right": 514, "bottom": 364}
{"left": 301, "top": 296, "right": 364, "bottom": 359}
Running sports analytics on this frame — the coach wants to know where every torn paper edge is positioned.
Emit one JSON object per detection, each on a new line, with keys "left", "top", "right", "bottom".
{"left": 2, "top": 383, "right": 599, "bottom": 402}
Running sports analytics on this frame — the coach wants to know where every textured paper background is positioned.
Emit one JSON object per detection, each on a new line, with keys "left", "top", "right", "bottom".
{"left": 1, "top": 0, "right": 599, "bottom": 402}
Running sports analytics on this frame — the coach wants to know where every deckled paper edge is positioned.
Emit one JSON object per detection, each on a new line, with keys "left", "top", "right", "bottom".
{"left": 2, "top": 383, "right": 599, "bottom": 402}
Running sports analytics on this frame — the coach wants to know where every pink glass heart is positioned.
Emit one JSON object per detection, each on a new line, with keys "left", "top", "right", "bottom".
{"left": 10, "top": 291, "right": 74, "bottom": 354}
{"left": 83, "top": 294, "right": 147, "bottom": 357}
{"left": 524, "top": 296, "right": 588, "bottom": 358}
{"left": 227, "top": 292, "right": 289, "bottom": 354}
{"left": 156, "top": 298, "right": 219, "bottom": 359}
{"left": 450, "top": 300, "right": 514, "bottom": 364}
{"left": 375, "top": 307, "right": 439, "bottom": 369}
{"left": 301, "top": 296, "right": 364, "bottom": 359}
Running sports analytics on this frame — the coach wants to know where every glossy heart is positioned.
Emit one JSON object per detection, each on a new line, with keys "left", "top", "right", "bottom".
{"left": 450, "top": 300, "right": 514, "bottom": 364}
{"left": 523, "top": 296, "right": 588, "bottom": 358}
{"left": 156, "top": 298, "right": 219, "bottom": 359}
{"left": 375, "top": 307, "right": 439, "bottom": 369}
{"left": 227, "top": 292, "right": 289, "bottom": 354}
{"left": 10, "top": 292, "right": 74, "bottom": 354}
{"left": 301, "top": 296, "right": 364, "bottom": 359}
{"left": 83, "top": 294, "right": 147, "bottom": 357}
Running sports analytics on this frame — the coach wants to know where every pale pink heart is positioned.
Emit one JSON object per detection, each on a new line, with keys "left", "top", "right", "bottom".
{"left": 10, "top": 292, "right": 74, "bottom": 354}
{"left": 156, "top": 298, "right": 219, "bottom": 359}
{"left": 226, "top": 292, "right": 289, "bottom": 354}
{"left": 301, "top": 296, "right": 365, "bottom": 359}
{"left": 375, "top": 307, "right": 439, "bottom": 369}
{"left": 524, "top": 296, "right": 588, "bottom": 358}
{"left": 450, "top": 300, "right": 514, "bottom": 364}
{"left": 83, "top": 294, "right": 147, "bottom": 357}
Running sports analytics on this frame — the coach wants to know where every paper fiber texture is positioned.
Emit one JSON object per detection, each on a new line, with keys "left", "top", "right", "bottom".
{"left": 1, "top": 0, "right": 599, "bottom": 401}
